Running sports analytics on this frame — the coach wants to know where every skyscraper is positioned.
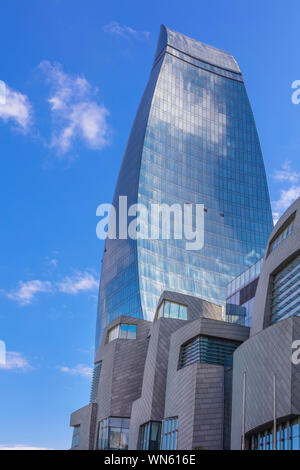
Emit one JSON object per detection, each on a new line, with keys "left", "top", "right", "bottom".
{"left": 95, "top": 24, "right": 273, "bottom": 349}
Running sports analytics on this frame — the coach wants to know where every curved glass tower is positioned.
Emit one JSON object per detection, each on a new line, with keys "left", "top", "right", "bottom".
{"left": 95, "top": 25, "right": 273, "bottom": 348}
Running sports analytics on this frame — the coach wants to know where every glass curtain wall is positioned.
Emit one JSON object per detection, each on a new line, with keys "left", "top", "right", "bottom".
{"left": 95, "top": 26, "right": 273, "bottom": 348}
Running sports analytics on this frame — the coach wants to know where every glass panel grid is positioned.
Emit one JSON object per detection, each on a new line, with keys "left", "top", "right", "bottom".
{"left": 271, "top": 254, "right": 300, "bottom": 323}
{"left": 71, "top": 425, "right": 80, "bottom": 448}
{"left": 140, "top": 421, "right": 161, "bottom": 450}
{"left": 158, "top": 300, "right": 188, "bottom": 320}
{"left": 96, "top": 27, "right": 273, "bottom": 348}
{"left": 90, "top": 362, "right": 102, "bottom": 403}
{"left": 161, "top": 418, "right": 178, "bottom": 450}
{"left": 107, "top": 324, "right": 137, "bottom": 342}
{"left": 180, "top": 335, "right": 240, "bottom": 369}
{"left": 250, "top": 418, "right": 300, "bottom": 451}
{"left": 98, "top": 417, "right": 130, "bottom": 450}
{"left": 270, "top": 220, "right": 294, "bottom": 253}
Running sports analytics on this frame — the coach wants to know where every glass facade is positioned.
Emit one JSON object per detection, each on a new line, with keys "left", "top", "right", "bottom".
{"left": 95, "top": 25, "right": 273, "bottom": 348}
{"left": 180, "top": 335, "right": 240, "bottom": 369}
{"left": 107, "top": 324, "right": 137, "bottom": 343}
{"left": 90, "top": 362, "right": 102, "bottom": 403}
{"left": 157, "top": 300, "right": 187, "bottom": 320}
{"left": 71, "top": 425, "right": 80, "bottom": 448}
{"left": 227, "top": 258, "right": 262, "bottom": 298}
{"left": 271, "top": 253, "right": 300, "bottom": 324}
{"left": 269, "top": 215, "right": 295, "bottom": 254}
{"left": 139, "top": 421, "right": 161, "bottom": 450}
{"left": 98, "top": 417, "right": 130, "bottom": 450}
{"left": 226, "top": 258, "right": 262, "bottom": 326}
{"left": 161, "top": 417, "right": 178, "bottom": 450}
{"left": 250, "top": 418, "right": 300, "bottom": 450}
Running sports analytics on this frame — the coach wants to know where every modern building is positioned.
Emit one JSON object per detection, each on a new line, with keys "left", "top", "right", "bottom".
{"left": 70, "top": 25, "right": 274, "bottom": 450}
{"left": 231, "top": 197, "right": 300, "bottom": 450}
{"left": 95, "top": 24, "right": 273, "bottom": 347}
{"left": 71, "top": 292, "right": 249, "bottom": 450}
{"left": 226, "top": 258, "right": 262, "bottom": 327}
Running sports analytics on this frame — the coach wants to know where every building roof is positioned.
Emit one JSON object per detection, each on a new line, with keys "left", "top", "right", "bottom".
{"left": 155, "top": 24, "right": 241, "bottom": 73}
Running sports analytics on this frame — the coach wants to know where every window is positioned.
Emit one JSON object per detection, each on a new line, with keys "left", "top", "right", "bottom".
{"left": 157, "top": 301, "right": 187, "bottom": 320}
{"left": 250, "top": 418, "right": 300, "bottom": 450}
{"left": 269, "top": 215, "right": 295, "bottom": 254}
{"left": 161, "top": 418, "right": 178, "bottom": 450}
{"left": 107, "top": 324, "right": 137, "bottom": 343}
{"left": 90, "top": 362, "right": 102, "bottom": 403}
{"left": 140, "top": 422, "right": 161, "bottom": 450}
{"left": 179, "top": 335, "right": 240, "bottom": 369}
{"left": 71, "top": 425, "right": 80, "bottom": 448}
{"left": 98, "top": 417, "right": 130, "bottom": 450}
{"left": 119, "top": 324, "right": 137, "bottom": 339}
{"left": 271, "top": 253, "right": 300, "bottom": 323}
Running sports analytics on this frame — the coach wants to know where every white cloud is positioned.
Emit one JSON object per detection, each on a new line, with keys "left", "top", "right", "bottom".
{"left": 56, "top": 271, "right": 98, "bottom": 294}
{"left": 273, "top": 186, "right": 300, "bottom": 213}
{"left": 7, "top": 280, "right": 52, "bottom": 305}
{"left": 0, "top": 82, "right": 32, "bottom": 132}
{"left": 58, "top": 364, "right": 93, "bottom": 378}
{"left": 6, "top": 271, "right": 98, "bottom": 305}
{"left": 0, "top": 444, "right": 50, "bottom": 450}
{"left": 272, "top": 211, "right": 280, "bottom": 225}
{"left": 39, "top": 61, "right": 110, "bottom": 155}
{"left": 0, "top": 351, "right": 33, "bottom": 372}
{"left": 103, "top": 21, "right": 150, "bottom": 41}
{"left": 272, "top": 161, "right": 300, "bottom": 217}
{"left": 273, "top": 160, "right": 300, "bottom": 184}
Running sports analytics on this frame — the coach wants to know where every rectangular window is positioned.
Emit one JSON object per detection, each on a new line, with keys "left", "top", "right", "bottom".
{"left": 269, "top": 214, "right": 295, "bottom": 254}
{"left": 179, "top": 335, "right": 240, "bottom": 369}
{"left": 107, "top": 324, "right": 137, "bottom": 343}
{"left": 71, "top": 425, "right": 80, "bottom": 448}
{"left": 139, "top": 421, "right": 161, "bottom": 450}
{"left": 249, "top": 418, "right": 300, "bottom": 450}
{"left": 157, "top": 301, "right": 187, "bottom": 320}
{"left": 98, "top": 417, "right": 130, "bottom": 450}
{"left": 271, "top": 253, "right": 300, "bottom": 323}
{"left": 161, "top": 418, "right": 178, "bottom": 450}
{"left": 90, "top": 362, "right": 102, "bottom": 403}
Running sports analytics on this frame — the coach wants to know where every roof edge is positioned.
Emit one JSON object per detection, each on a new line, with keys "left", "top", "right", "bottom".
{"left": 155, "top": 24, "right": 241, "bottom": 74}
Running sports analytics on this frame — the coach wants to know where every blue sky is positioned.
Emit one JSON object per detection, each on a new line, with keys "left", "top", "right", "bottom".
{"left": 0, "top": 0, "right": 300, "bottom": 450}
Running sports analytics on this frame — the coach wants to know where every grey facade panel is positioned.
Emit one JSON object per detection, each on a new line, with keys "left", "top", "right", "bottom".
{"left": 231, "top": 317, "right": 300, "bottom": 449}
{"left": 251, "top": 197, "right": 300, "bottom": 335}
{"left": 230, "top": 197, "right": 300, "bottom": 450}
{"left": 129, "top": 316, "right": 185, "bottom": 449}
{"left": 71, "top": 295, "right": 249, "bottom": 450}
{"left": 156, "top": 290, "right": 223, "bottom": 322}
{"left": 164, "top": 316, "right": 249, "bottom": 450}
{"left": 93, "top": 317, "right": 151, "bottom": 448}
{"left": 70, "top": 404, "right": 96, "bottom": 450}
